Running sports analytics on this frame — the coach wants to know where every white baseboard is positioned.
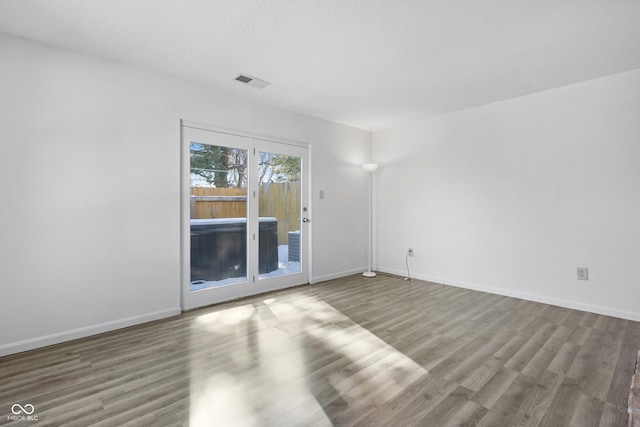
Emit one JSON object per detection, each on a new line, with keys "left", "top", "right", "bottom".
{"left": 311, "top": 267, "right": 367, "bottom": 284}
{"left": 376, "top": 267, "right": 640, "bottom": 322}
{"left": 0, "top": 308, "right": 181, "bottom": 357}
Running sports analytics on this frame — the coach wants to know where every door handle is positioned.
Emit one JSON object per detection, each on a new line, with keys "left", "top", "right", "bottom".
{"left": 302, "top": 218, "right": 311, "bottom": 223}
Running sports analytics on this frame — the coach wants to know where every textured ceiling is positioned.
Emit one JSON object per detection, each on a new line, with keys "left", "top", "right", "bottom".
{"left": 1, "top": 0, "right": 639, "bottom": 131}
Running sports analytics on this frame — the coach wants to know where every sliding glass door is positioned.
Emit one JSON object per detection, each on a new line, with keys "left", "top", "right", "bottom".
{"left": 181, "top": 124, "right": 309, "bottom": 310}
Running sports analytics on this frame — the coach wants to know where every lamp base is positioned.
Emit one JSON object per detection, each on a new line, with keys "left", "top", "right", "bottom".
{"left": 362, "top": 271, "right": 377, "bottom": 278}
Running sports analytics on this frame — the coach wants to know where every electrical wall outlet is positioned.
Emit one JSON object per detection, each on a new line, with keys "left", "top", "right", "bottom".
{"left": 577, "top": 267, "right": 589, "bottom": 280}
{"left": 407, "top": 248, "right": 414, "bottom": 257}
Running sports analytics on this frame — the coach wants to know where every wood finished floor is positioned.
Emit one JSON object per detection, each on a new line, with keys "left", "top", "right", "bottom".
{"left": 1, "top": 274, "right": 639, "bottom": 426}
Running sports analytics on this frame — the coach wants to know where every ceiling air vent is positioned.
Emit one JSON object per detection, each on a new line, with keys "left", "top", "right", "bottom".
{"left": 234, "top": 74, "right": 270, "bottom": 89}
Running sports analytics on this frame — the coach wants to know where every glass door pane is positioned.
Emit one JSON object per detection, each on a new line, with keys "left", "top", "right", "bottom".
{"left": 190, "top": 142, "right": 249, "bottom": 291}
{"left": 182, "top": 125, "right": 255, "bottom": 311}
{"left": 258, "top": 151, "right": 302, "bottom": 280}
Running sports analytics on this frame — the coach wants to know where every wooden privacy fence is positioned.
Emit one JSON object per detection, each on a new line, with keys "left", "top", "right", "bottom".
{"left": 190, "top": 183, "right": 301, "bottom": 245}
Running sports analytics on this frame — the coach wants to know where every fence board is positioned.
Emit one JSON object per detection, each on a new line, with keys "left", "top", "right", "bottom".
{"left": 259, "top": 182, "right": 301, "bottom": 246}
{"left": 190, "top": 183, "right": 300, "bottom": 245}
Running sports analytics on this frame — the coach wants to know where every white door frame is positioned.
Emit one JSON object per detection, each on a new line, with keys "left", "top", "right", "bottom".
{"left": 180, "top": 120, "right": 312, "bottom": 310}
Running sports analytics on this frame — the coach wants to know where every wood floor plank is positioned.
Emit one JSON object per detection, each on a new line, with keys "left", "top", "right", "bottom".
{"left": 470, "top": 366, "right": 520, "bottom": 409}
{"left": 413, "top": 386, "right": 484, "bottom": 427}
{"left": 476, "top": 373, "right": 548, "bottom": 427}
{"left": 444, "top": 329, "right": 518, "bottom": 385}
{"left": 538, "top": 376, "right": 583, "bottom": 426}
{"left": 1, "top": 273, "right": 638, "bottom": 427}
{"left": 569, "top": 392, "right": 605, "bottom": 427}
{"left": 567, "top": 324, "right": 592, "bottom": 346}
{"left": 354, "top": 373, "right": 456, "bottom": 427}
{"left": 547, "top": 341, "right": 581, "bottom": 375}
{"left": 507, "top": 371, "right": 564, "bottom": 427}
{"left": 598, "top": 401, "right": 629, "bottom": 427}
{"left": 521, "top": 326, "right": 572, "bottom": 378}
{"left": 504, "top": 322, "right": 559, "bottom": 372}
{"left": 562, "top": 310, "right": 586, "bottom": 329}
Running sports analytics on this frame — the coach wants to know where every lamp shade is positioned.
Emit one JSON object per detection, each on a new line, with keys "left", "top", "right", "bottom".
{"left": 362, "top": 163, "right": 378, "bottom": 172}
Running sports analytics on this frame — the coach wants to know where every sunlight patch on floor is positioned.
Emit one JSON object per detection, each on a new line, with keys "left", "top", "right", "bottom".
{"left": 195, "top": 304, "right": 256, "bottom": 327}
{"left": 188, "top": 294, "right": 427, "bottom": 425}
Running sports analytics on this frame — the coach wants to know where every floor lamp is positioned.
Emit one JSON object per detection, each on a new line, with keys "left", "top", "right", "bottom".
{"left": 362, "top": 163, "right": 378, "bottom": 278}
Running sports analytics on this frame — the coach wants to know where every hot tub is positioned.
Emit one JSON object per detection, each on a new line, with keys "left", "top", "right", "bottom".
{"left": 190, "top": 217, "right": 278, "bottom": 282}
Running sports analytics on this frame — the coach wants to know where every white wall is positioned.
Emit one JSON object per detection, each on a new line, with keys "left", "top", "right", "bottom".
{"left": 373, "top": 69, "right": 640, "bottom": 321}
{"left": 0, "top": 34, "right": 371, "bottom": 356}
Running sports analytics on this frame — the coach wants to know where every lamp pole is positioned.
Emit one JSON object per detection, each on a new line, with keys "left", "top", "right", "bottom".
{"left": 362, "top": 163, "right": 378, "bottom": 278}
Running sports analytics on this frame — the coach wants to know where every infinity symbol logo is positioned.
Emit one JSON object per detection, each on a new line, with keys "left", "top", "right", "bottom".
{"left": 11, "top": 403, "right": 35, "bottom": 415}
